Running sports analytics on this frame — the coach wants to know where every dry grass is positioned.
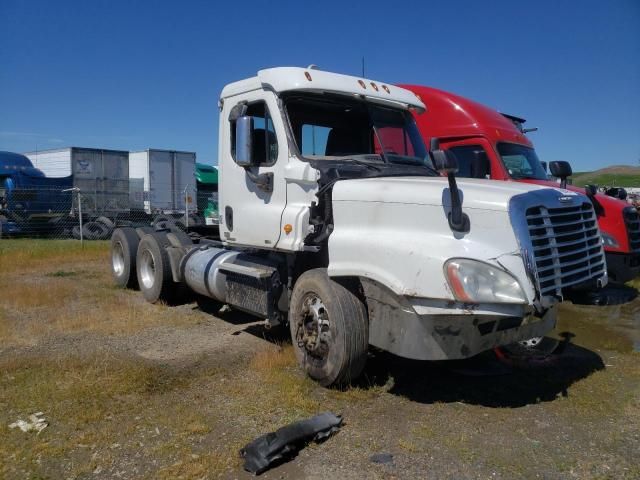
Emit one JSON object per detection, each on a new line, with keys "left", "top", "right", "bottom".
{"left": 0, "top": 351, "right": 239, "bottom": 479}
{"left": 627, "top": 277, "right": 640, "bottom": 290}
{"left": 0, "top": 240, "right": 252, "bottom": 476}
{"left": 2, "top": 239, "right": 639, "bottom": 479}
{"left": 0, "top": 239, "right": 109, "bottom": 275}
{"left": 0, "top": 353, "right": 166, "bottom": 478}
{"left": 228, "top": 344, "right": 321, "bottom": 425}
{"left": 154, "top": 448, "right": 243, "bottom": 480}
{"left": 0, "top": 240, "right": 197, "bottom": 346}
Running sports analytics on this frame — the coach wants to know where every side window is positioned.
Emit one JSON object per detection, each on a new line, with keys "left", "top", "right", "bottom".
{"left": 230, "top": 101, "right": 278, "bottom": 165}
{"left": 448, "top": 145, "right": 488, "bottom": 178}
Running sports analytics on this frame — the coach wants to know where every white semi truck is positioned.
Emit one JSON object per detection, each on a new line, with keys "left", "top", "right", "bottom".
{"left": 110, "top": 67, "right": 607, "bottom": 386}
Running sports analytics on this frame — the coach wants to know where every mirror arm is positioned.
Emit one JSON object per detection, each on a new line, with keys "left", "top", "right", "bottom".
{"left": 447, "top": 173, "right": 470, "bottom": 232}
{"left": 585, "top": 185, "right": 605, "bottom": 216}
{"left": 245, "top": 168, "right": 273, "bottom": 193}
{"left": 559, "top": 176, "right": 567, "bottom": 189}
{"left": 430, "top": 138, "right": 470, "bottom": 233}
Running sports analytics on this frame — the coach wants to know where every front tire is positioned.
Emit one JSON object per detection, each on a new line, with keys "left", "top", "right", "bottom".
{"left": 289, "top": 269, "right": 368, "bottom": 387}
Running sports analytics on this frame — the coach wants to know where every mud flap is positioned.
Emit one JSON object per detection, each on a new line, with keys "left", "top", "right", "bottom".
{"left": 240, "top": 412, "right": 342, "bottom": 475}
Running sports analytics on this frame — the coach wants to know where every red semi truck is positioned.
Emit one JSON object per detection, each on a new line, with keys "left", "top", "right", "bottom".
{"left": 401, "top": 85, "right": 640, "bottom": 284}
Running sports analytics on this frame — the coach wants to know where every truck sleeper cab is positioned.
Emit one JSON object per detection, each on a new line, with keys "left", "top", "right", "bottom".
{"left": 110, "top": 68, "right": 607, "bottom": 387}
{"left": 402, "top": 85, "right": 640, "bottom": 284}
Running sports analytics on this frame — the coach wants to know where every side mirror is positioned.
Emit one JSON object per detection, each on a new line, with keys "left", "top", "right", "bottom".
{"left": 235, "top": 116, "right": 254, "bottom": 167}
{"left": 429, "top": 143, "right": 469, "bottom": 233}
{"left": 617, "top": 188, "right": 628, "bottom": 200}
{"left": 605, "top": 187, "right": 628, "bottom": 200}
{"left": 431, "top": 149, "right": 458, "bottom": 174}
{"left": 471, "top": 151, "right": 490, "bottom": 179}
{"left": 549, "top": 161, "right": 572, "bottom": 188}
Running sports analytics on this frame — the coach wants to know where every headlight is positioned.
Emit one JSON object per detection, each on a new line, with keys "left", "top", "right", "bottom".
{"left": 601, "top": 232, "right": 619, "bottom": 248}
{"left": 444, "top": 258, "right": 527, "bottom": 304}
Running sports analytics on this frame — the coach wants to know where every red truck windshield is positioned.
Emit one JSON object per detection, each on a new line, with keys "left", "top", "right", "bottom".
{"left": 497, "top": 143, "right": 548, "bottom": 180}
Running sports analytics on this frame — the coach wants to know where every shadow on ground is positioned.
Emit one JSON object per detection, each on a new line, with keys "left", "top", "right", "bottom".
{"left": 567, "top": 283, "right": 638, "bottom": 306}
{"left": 359, "top": 337, "right": 604, "bottom": 408}
{"left": 195, "top": 298, "right": 290, "bottom": 343}
{"left": 195, "top": 301, "right": 604, "bottom": 409}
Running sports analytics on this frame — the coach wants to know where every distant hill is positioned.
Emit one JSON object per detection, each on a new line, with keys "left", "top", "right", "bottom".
{"left": 571, "top": 165, "right": 640, "bottom": 188}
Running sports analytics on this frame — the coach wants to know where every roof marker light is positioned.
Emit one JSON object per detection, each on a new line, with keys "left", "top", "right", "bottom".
{"left": 370, "top": 82, "right": 379, "bottom": 91}
{"left": 382, "top": 84, "right": 390, "bottom": 94}
{"left": 358, "top": 80, "right": 367, "bottom": 89}
{"left": 304, "top": 71, "right": 312, "bottom": 81}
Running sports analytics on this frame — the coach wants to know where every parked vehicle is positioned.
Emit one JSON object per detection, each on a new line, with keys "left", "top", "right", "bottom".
{"left": 129, "top": 149, "right": 196, "bottom": 214}
{"left": 110, "top": 67, "right": 607, "bottom": 386}
{"left": 25, "top": 147, "right": 130, "bottom": 214}
{"left": 195, "top": 162, "right": 219, "bottom": 226}
{"left": 401, "top": 85, "right": 640, "bottom": 284}
{"left": 0, "top": 151, "right": 73, "bottom": 236}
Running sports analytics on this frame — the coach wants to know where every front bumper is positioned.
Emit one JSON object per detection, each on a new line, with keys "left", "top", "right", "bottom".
{"left": 606, "top": 251, "right": 640, "bottom": 283}
{"left": 365, "top": 294, "right": 556, "bottom": 362}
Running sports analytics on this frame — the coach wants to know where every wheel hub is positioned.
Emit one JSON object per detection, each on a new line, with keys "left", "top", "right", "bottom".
{"left": 139, "top": 249, "right": 156, "bottom": 289}
{"left": 519, "top": 336, "right": 543, "bottom": 348}
{"left": 297, "top": 294, "right": 330, "bottom": 358}
{"left": 112, "top": 241, "right": 125, "bottom": 276}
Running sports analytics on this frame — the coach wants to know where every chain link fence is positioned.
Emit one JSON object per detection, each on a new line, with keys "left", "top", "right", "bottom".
{"left": 0, "top": 184, "right": 219, "bottom": 241}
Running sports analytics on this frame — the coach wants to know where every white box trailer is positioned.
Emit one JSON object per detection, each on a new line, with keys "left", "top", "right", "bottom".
{"left": 129, "top": 149, "right": 196, "bottom": 214}
{"left": 24, "top": 147, "right": 129, "bottom": 213}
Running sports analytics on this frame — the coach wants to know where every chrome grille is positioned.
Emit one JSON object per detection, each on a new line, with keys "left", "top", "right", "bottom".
{"left": 526, "top": 202, "right": 605, "bottom": 297}
{"left": 623, "top": 207, "right": 640, "bottom": 253}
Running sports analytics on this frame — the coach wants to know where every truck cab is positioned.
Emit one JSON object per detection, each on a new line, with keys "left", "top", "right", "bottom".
{"left": 0, "top": 150, "right": 72, "bottom": 218}
{"left": 401, "top": 85, "right": 640, "bottom": 284}
{"left": 111, "top": 68, "right": 608, "bottom": 387}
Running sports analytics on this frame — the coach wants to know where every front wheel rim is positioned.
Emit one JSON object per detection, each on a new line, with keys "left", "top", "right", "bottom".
{"left": 296, "top": 293, "right": 331, "bottom": 360}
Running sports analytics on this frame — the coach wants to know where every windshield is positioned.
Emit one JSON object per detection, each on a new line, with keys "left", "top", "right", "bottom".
{"left": 497, "top": 143, "right": 548, "bottom": 180}
{"left": 284, "top": 94, "right": 430, "bottom": 167}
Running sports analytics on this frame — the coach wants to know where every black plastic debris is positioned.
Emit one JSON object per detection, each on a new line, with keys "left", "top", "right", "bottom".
{"left": 240, "top": 412, "right": 342, "bottom": 475}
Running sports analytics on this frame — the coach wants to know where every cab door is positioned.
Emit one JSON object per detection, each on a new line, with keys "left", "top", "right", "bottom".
{"left": 219, "top": 92, "right": 288, "bottom": 249}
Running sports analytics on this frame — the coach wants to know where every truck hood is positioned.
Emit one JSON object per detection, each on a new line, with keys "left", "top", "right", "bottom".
{"left": 332, "top": 176, "right": 567, "bottom": 212}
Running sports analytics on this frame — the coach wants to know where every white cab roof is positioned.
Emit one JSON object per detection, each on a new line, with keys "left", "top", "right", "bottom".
{"left": 220, "top": 67, "right": 425, "bottom": 111}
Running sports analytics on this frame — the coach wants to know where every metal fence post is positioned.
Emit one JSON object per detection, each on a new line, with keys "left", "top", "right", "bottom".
{"left": 184, "top": 185, "right": 189, "bottom": 232}
{"left": 78, "top": 189, "right": 83, "bottom": 246}
{"left": 63, "top": 187, "right": 83, "bottom": 246}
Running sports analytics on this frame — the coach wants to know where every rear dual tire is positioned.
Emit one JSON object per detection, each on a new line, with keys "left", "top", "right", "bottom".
{"left": 136, "top": 232, "right": 177, "bottom": 304}
{"left": 111, "top": 227, "right": 140, "bottom": 289}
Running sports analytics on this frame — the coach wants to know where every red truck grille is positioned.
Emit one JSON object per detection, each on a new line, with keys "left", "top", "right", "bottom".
{"left": 526, "top": 202, "right": 605, "bottom": 297}
{"left": 624, "top": 207, "right": 640, "bottom": 253}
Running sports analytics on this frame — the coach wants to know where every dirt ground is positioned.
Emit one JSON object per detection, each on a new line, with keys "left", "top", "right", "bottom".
{"left": 1, "top": 240, "right": 639, "bottom": 479}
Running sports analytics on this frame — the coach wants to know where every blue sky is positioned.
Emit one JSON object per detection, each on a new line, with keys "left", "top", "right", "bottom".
{"left": 1, "top": 0, "right": 638, "bottom": 170}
